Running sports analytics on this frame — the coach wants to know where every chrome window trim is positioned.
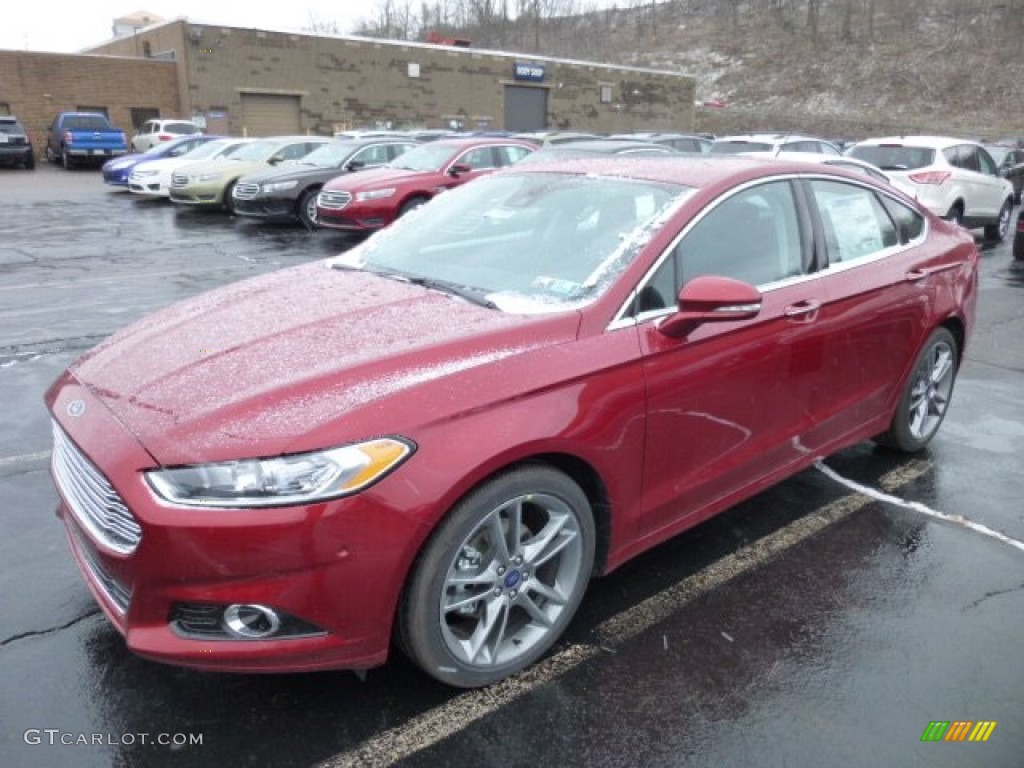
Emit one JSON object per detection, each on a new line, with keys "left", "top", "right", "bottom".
{"left": 607, "top": 172, "right": 930, "bottom": 333}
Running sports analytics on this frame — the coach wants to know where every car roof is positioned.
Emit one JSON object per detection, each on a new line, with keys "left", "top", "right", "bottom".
{"left": 544, "top": 139, "right": 679, "bottom": 153}
{"left": 715, "top": 133, "right": 826, "bottom": 143}
{"left": 420, "top": 136, "right": 537, "bottom": 149}
{"left": 507, "top": 154, "right": 878, "bottom": 192}
{"left": 852, "top": 136, "right": 980, "bottom": 148}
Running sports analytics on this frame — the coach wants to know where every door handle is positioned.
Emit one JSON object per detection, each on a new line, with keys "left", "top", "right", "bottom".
{"left": 906, "top": 262, "right": 964, "bottom": 282}
{"left": 784, "top": 299, "right": 821, "bottom": 319}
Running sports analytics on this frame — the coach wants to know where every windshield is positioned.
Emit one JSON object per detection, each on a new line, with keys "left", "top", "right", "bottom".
{"left": 298, "top": 142, "right": 358, "bottom": 167}
{"left": 711, "top": 141, "right": 772, "bottom": 154}
{"left": 388, "top": 143, "right": 459, "bottom": 172}
{"left": 229, "top": 140, "right": 278, "bottom": 162}
{"left": 329, "top": 171, "right": 690, "bottom": 313}
{"left": 181, "top": 139, "right": 237, "bottom": 161}
{"left": 848, "top": 144, "right": 935, "bottom": 171}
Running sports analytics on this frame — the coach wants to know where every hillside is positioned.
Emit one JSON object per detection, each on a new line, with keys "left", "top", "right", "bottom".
{"left": 351, "top": 0, "right": 1024, "bottom": 140}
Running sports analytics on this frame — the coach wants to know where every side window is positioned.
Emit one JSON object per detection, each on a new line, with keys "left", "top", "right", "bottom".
{"left": 879, "top": 195, "right": 926, "bottom": 244}
{"left": 817, "top": 142, "right": 840, "bottom": 156}
{"left": 942, "top": 146, "right": 960, "bottom": 168}
{"left": 955, "top": 145, "right": 978, "bottom": 172}
{"left": 496, "top": 145, "right": 532, "bottom": 166}
{"left": 389, "top": 143, "right": 417, "bottom": 161}
{"left": 976, "top": 147, "right": 996, "bottom": 176}
{"left": 679, "top": 181, "right": 803, "bottom": 286}
{"left": 352, "top": 144, "right": 390, "bottom": 167}
{"left": 809, "top": 180, "right": 899, "bottom": 263}
{"left": 783, "top": 141, "right": 816, "bottom": 153}
{"left": 458, "top": 147, "right": 495, "bottom": 170}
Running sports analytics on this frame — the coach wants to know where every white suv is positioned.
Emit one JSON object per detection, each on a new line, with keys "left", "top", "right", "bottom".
{"left": 131, "top": 119, "right": 202, "bottom": 152}
{"left": 848, "top": 136, "right": 1014, "bottom": 242}
{"left": 710, "top": 133, "right": 841, "bottom": 156}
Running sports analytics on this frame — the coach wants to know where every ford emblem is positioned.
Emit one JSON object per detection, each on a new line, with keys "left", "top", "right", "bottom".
{"left": 67, "top": 400, "right": 86, "bottom": 417}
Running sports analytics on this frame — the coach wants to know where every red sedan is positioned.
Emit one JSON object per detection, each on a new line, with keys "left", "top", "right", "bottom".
{"left": 47, "top": 156, "right": 978, "bottom": 688}
{"left": 315, "top": 136, "right": 535, "bottom": 232}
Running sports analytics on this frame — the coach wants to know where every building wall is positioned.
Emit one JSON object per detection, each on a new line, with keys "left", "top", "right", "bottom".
{"left": 89, "top": 21, "right": 695, "bottom": 136}
{"left": 0, "top": 51, "right": 180, "bottom": 154}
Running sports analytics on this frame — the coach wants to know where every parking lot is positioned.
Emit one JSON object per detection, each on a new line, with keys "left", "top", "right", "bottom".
{"left": 1, "top": 162, "right": 1022, "bottom": 767}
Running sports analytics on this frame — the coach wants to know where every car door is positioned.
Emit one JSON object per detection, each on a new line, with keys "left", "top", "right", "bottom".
{"left": 974, "top": 146, "right": 1009, "bottom": 212}
{"left": 633, "top": 179, "right": 831, "bottom": 535}
{"left": 801, "top": 177, "right": 929, "bottom": 437}
{"left": 949, "top": 144, "right": 999, "bottom": 218}
{"left": 437, "top": 145, "right": 497, "bottom": 191}
{"left": 349, "top": 143, "right": 393, "bottom": 171}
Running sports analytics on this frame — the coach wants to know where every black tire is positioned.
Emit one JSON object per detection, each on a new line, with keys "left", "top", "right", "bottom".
{"left": 1014, "top": 230, "right": 1024, "bottom": 262}
{"left": 61, "top": 149, "right": 74, "bottom": 170}
{"left": 399, "top": 465, "right": 595, "bottom": 688}
{"left": 398, "top": 195, "right": 429, "bottom": 217}
{"left": 874, "top": 327, "right": 958, "bottom": 453}
{"left": 24, "top": 153, "right": 35, "bottom": 170}
{"left": 223, "top": 181, "right": 238, "bottom": 213}
{"left": 297, "top": 187, "right": 320, "bottom": 229}
{"left": 983, "top": 199, "right": 1012, "bottom": 243}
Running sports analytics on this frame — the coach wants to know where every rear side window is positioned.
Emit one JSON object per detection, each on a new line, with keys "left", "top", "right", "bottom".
{"left": 809, "top": 180, "right": 899, "bottom": 263}
{"left": 710, "top": 140, "right": 772, "bottom": 154}
{"left": 167, "top": 122, "right": 200, "bottom": 135}
{"left": 849, "top": 145, "right": 934, "bottom": 171}
{"left": 64, "top": 115, "right": 110, "bottom": 131}
{"left": 0, "top": 120, "right": 25, "bottom": 134}
{"left": 880, "top": 196, "right": 926, "bottom": 244}
{"left": 496, "top": 145, "right": 532, "bottom": 165}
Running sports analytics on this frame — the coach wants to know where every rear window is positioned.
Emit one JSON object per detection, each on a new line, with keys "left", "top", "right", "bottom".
{"left": 848, "top": 145, "right": 935, "bottom": 171}
{"left": 0, "top": 120, "right": 25, "bottom": 134}
{"left": 166, "top": 122, "right": 200, "bottom": 135}
{"left": 63, "top": 115, "right": 110, "bottom": 131}
{"left": 710, "top": 141, "right": 772, "bottom": 154}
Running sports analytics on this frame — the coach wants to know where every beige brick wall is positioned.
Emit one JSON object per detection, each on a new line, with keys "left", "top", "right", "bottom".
{"left": 0, "top": 50, "right": 180, "bottom": 155}
{"left": 90, "top": 21, "right": 695, "bottom": 136}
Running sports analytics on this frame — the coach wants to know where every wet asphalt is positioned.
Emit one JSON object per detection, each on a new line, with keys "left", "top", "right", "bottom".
{"left": 0, "top": 163, "right": 1021, "bottom": 768}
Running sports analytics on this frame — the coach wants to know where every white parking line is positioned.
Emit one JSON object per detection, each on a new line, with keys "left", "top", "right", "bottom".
{"left": 319, "top": 460, "right": 932, "bottom": 768}
{"left": 0, "top": 451, "right": 51, "bottom": 468}
{"left": 815, "top": 461, "right": 1024, "bottom": 553}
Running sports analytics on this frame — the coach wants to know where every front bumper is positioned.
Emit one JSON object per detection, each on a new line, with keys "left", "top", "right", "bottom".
{"left": 169, "top": 181, "right": 228, "bottom": 206}
{"left": 232, "top": 195, "right": 299, "bottom": 222}
{"left": 0, "top": 145, "right": 33, "bottom": 164}
{"left": 47, "top": 376, "right": 429, "bottom": 673}
{"left": 128, "top": 173, "right": 169, "bottom": 196}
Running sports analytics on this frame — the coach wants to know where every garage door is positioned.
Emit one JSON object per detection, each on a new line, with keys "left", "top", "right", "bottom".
{"left": 504, "top": 86, "right": 547, "bottom": 132}
{"left": 240, "top": 93, "right": 301, "bottom": 137}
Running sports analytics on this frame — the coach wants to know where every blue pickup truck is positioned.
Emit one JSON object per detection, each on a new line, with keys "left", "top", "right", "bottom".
{"left": 45, "top": 112, "right": 128, "bottom": 170}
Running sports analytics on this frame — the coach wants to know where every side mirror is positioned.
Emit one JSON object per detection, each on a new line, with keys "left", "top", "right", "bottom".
{"left": 268, "top": 155, "right": 284, "bottom": 165}
{"left": 345, "top": 159, "right": 365, "bottom": 172}
{"left": 448, "top": 162, "right": 472, "bottom": 176}
{"left": 657, "top": 275, "right": 762, "bottom": 339}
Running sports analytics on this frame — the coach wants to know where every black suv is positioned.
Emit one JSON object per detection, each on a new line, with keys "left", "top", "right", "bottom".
{"left": 0, "top": 116, "right": 35, "bottom": 169}
{"left": 986, "top": 144, "right": 1024, "bottom": 204}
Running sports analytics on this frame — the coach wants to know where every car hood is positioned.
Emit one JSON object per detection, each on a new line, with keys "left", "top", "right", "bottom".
{"left": 175, "top": 158, "right": 268, "bottom": 179}
{"left": 138, "top": 155, "right": 230, "bottom": 173}
{"left": 322, "top": 166, "right": 439, "bottom": 191}
{"left": 67, "top": 261, "right": 578, "bottom": 465}
{"left": 240, "top": 164, "right": 345, "bottom": 185}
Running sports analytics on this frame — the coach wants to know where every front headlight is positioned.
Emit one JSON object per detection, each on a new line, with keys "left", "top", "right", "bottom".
{"left": 263, "top": 180, "right": 298, "bottom": 193}
{"left": 355, "top": 188, "right": 396, "bottom": 202}
{"left": 145, "top": 438, "right": 414, "bottom": 508}
{"left": 198, "top": 172, "right": 223, "bottom": 182}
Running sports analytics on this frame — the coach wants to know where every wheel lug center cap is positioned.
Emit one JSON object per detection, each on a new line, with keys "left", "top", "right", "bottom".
{"left": 503, "top": 569, "right": 522, "bottom": 589}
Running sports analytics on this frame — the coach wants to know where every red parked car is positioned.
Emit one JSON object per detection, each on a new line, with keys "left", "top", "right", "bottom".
{"left": 315, "top": 136, "right": 535, "bottom": 232}
{"left": 46, "top": 156, "right": 978, "bottom": 688}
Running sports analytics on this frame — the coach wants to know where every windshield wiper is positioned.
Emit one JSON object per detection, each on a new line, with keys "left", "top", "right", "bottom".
{"left": 404, "top": 275, "right": 498, "bottom": 309}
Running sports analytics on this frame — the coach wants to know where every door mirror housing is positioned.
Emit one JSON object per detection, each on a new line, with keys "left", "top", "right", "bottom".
{"left": 657, "top": 275, "right": 762, "bottom": 338}
{"left": 448, "top": 162, "right": 472, "bottom": 176}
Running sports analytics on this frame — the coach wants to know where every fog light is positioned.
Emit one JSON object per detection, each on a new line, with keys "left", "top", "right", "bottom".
{"left": 223, "top": 604, "right": 281, "bottom": 639}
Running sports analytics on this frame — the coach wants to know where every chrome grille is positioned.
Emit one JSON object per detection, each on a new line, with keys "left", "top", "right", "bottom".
{"left": 233, "top": 182, "right": 260, "bottom": 200}
{"left": 317, "top": 190, "right": 352, "bottom": 210}
{"left": 72, "top": 529, "right": 132, "bottom": 615}
{"left": 51, "top": 421, "right": 142, "bottom": 555}
{"left": 170, "top": 172, "right": 188, "bottom": 187}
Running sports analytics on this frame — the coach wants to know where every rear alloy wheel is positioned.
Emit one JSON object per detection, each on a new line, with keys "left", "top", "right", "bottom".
{"left": 400, "top": 466, "right": 595, "bottom": 688}
{"left": 297, "top": 188, "right": 320, "bottom": 229}
{"left": 24, "top": 152, "right": 35, "bottom": 170}
{"left": 61, "top": 150, "right": 74, "bottom": 170}
{"left": 874, "top": 327, "right": 958, "bottom": 453}
{"left": 983, "top": 200, "right": 1012, "bottom": 242}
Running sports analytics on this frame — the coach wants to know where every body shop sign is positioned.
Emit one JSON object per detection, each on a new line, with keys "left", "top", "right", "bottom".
{"left": 513, "top": 62, "right": 546, "bottom": 82}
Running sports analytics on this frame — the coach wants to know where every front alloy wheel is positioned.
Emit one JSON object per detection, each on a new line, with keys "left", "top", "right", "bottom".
{"left": 983, "top": 200, "right": 1012, "bottom": 242}
{"left": 400, "top": 466, "right": 595, "bottom": 688}
{"left": 875, "top": 327, "right": 958, "bottom": 452}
